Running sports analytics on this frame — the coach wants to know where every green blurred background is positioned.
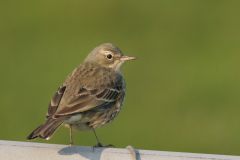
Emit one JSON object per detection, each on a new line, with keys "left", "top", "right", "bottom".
{"left": 1, "top": 0, "right": 240, "bottom": 156}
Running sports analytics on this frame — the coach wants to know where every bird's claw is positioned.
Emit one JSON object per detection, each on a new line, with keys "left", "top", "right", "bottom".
{"left": 92, "top": 143, "right": 115, "bottom": 152}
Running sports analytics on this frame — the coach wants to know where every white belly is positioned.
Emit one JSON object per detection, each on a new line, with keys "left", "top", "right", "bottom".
{"left": 63, "top": 114, "right": 82, "bottom": 124}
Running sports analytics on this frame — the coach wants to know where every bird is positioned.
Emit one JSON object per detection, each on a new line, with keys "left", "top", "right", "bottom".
{"left": 26, "top": 43, "right": 137, "bottom": 147}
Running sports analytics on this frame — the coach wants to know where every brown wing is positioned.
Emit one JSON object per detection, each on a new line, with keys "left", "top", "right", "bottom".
{"left": 54, "top": 85, "right": 124, "bottom": 116}
{"left": 47, "top": 62, "right": 125, "bottom": 118}
{"left": 46, "top": 86, "right": 66, "bottom": 119}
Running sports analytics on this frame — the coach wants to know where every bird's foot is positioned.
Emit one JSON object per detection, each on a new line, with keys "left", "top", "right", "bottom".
{"left": 92, "top": 143, "right": 115, "bottom": 152}
{"left": 69, "top": 142, "right": 74, "bottom": 146}
{"left": 93, "top": 142, "right": 115, "bottom": 148}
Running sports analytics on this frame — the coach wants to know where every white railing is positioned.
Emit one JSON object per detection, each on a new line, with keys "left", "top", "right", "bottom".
{"left": 0, "top": 140, "right": 239, "bottom": 160}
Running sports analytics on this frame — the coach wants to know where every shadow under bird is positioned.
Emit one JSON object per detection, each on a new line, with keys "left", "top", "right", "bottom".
{"left": 27, "top": 43, "right": 137, "bottom": 147}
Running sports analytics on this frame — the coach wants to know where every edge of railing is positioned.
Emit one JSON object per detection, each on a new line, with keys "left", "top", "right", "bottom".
{"left": 0, "top": 140, "right": 239, "bottom": 160}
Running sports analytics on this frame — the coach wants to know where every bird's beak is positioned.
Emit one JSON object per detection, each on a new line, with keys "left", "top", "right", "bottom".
{"left": 120, "top": 56, "right": 138, "bottom": 61}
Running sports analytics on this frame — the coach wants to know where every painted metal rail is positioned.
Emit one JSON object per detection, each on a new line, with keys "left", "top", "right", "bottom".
{"left": 0, "top": 140, "right": 239, "bottom": 160}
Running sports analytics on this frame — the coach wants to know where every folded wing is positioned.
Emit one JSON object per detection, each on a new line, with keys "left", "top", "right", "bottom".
{"left": 46, "top": 86, "right": 66, "bottom": 119}
{"left": 54, "top": 86, "right": 123, "bottom": 116}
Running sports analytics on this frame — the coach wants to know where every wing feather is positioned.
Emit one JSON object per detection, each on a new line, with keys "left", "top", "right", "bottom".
{"left": 49, "top": 63, "right": 125, "bottom": 117}
{"left": 55, "top": 87, "right": 123, "bottom": 116}
{"left": 46, "top": 86, "right": 66, "bottom": 118}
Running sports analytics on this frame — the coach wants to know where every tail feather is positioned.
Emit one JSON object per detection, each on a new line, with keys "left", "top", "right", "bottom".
{"left": 27, "top": 118, "right": 66, "bottom": 140}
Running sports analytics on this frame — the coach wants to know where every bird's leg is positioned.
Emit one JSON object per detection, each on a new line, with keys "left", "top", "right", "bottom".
{"left": 92, "top": 128, "right": 103, "bottom": 147}
{"left": 69, "top": 124, "right": 74, "bottom": 146}
{"left": 92, "top": 129, "right": 115, "bottom": 148}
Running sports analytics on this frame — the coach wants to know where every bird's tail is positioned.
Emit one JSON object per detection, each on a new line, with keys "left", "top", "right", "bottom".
{"left": 26, "top": 118, "right": 66, "bottom": 140}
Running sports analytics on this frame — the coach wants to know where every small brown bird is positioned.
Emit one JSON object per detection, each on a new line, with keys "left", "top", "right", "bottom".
{"left": 26, "top": 43, "right": 137, "bottom": 147}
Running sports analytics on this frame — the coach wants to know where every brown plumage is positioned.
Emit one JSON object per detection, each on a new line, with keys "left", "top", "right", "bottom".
{"left": 26, "top": 43, "right": 137, "bottom": 147}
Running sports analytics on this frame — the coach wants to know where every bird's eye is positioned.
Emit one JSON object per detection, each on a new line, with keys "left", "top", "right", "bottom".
{"left": 107, "top": 54, "right": 113, "bottom": 59}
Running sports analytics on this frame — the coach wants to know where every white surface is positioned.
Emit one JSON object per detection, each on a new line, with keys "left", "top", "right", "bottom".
{"left": 0, "top": 140, "right": 239, "bottom": 160}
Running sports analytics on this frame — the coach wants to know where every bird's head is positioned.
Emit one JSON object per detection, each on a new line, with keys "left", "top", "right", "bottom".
{"left": 84, "top": 43, "right": 137, "bottom": 72}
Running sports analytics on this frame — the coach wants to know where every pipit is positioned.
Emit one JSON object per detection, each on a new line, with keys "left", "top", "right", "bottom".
{"left": 27, "top": 43, "right": 137, "bottom": 147}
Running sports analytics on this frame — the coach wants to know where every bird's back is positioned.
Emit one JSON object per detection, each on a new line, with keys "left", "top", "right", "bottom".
{"left": 47, "top": 62, "right": 126, "bottom": 120}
